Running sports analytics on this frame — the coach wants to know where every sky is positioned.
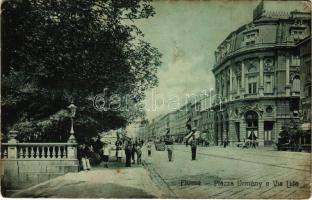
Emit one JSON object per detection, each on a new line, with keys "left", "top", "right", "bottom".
{"left": 134, "top": 0, "right": 261, "bottom": 121}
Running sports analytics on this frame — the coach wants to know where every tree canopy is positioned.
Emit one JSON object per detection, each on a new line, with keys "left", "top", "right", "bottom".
{"left": 1, "top": 0, "right": 161, "bottom": 143}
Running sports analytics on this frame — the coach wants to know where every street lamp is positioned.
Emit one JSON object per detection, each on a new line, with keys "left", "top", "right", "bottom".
{"left": 67, "top": 101, "right": 77, "bottom": 143}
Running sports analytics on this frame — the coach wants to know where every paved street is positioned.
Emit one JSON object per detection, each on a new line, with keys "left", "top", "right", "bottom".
{"left": 10, "top": 145, "right": 311, "bottom": 198}
{"left": 142, "top": 145, "right": 311, "bottom": 199}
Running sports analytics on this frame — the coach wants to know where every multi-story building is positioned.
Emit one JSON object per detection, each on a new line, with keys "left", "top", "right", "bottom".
{"left": 212, "top": 1, "right": 310, "bottom": 147}
{"left": 199, "top": 93, "right": 215, "bottom": 144}
{"left": 171, "top": 102, "right": 192, "bottom": 142}
{"left": 298, "top": 36, "right": 311, "bottom": 145}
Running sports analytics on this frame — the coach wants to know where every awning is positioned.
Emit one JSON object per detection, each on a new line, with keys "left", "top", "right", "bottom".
{"left": 301, "top": 123, "right": 311, "bottom": 131}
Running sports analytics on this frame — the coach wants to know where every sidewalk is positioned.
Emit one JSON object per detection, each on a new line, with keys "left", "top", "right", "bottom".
{"left": 10, "top": 162, "right": 164, "bottom": 198}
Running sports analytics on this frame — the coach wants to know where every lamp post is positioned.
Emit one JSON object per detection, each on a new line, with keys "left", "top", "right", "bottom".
{"left": 67, "top": 101, "right": 77, "bottom": 143}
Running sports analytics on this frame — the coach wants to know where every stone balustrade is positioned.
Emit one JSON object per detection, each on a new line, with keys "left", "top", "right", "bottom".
{"left": 1, "top": 143, "right": 77, "bottom": 160}
{"left": 1, "top": 134, "right": 79, "bottom": 192}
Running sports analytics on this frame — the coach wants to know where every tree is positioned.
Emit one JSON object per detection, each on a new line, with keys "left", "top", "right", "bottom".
{"left": 1, "top": 0, "right": 162, "bottom": 143}
{"left": 278, "top": 120, "right": 304, "bottom": 151}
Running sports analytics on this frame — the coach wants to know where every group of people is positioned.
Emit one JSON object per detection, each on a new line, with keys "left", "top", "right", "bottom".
{"left": 116, "top": 138, "right": 144, "bottom": 167}
{"left": 77, "top": 136, "right": 145, "bottom": 171}
{"left": 78, "top": 126, "right": 213, "bottom": 171}
{"left": 161, "top": 127, "right": 199, "bottom": 162}
{"left": 242, "top": 138, "right": 258, "bottom": 149}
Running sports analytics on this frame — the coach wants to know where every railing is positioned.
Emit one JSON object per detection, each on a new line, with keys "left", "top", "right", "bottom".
{"left": 0, "top": 143, "right": 77, "bottom": 160}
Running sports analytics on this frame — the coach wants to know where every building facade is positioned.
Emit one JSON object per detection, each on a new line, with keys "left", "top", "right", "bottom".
{"left": 298, "top": 36, "right": 311, "bottom": 145}
{"left": 212, "top": 2, "right": 310, "bottom": 147}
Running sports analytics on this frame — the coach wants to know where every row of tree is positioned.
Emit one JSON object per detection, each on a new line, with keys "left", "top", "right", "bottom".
{"left": 1, "top": 0, "right": 161, "bottom": 144}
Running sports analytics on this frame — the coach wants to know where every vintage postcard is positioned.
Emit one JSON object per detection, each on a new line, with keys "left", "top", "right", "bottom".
{"left": 1, "top": 0, "right": 311, "bottom": 199}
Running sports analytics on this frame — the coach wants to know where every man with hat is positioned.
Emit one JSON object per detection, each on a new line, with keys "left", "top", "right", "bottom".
{"left": 188, "top": 127, "right": 199, "bottom": 160}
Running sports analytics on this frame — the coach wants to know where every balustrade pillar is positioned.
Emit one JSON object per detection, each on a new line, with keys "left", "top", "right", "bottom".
{"left": 7, "top": 131, "right": 18, "bottom": 159}
{"left": 67, "top": 144, "right": 77, "bottom": 159}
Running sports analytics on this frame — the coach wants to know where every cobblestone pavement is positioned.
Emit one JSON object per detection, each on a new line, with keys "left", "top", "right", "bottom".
{"left": 142, "top": 145, "right": 311, "bottom": 199}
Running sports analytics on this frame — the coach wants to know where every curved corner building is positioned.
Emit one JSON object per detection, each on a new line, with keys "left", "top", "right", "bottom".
{"left": 211, "top": 1, "right": 311, "bottom": 147}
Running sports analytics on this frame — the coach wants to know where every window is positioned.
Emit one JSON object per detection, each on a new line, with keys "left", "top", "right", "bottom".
{"left": 264, "top": 121, "right": 274, "bottom": 143}
{"left": 266, "top": 106, "right": 273, "bottom": 113}
{"left": 291, "top": 28, "right": 307, "bottom": 42}
{"left": 265, "top": 82, "right": 272, "bottom": 93}
{"left": 291, "top": 55, "right": 300, "bottom": 66}
{"left": 244, "top": 31, "right": 258, "bottom": 46}
{"left": 248, "top": 76, "right": 257, "bottom": 94}
{"left": 264, "top": 131, "right": 271, "bottom": 141}
{"left": 246, "top": 40, "right": 255, "bottom": 46}
{"left": 248, "top": 82, "right": 257, "bottom": 94}
{"left": 264, "top": 75, "right": 273, "bottom": 93}
{"left": 292, "top": 76, "right": 300, "bottom": 92}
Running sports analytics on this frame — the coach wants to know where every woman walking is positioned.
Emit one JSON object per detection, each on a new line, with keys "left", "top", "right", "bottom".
{"left": 115, "top": 139, "right": 123, "bottom": 162}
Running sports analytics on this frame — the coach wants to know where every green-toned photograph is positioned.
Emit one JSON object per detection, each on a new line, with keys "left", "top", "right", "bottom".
{"left": 1, "top": 0, "right": 311, "bottom": 198}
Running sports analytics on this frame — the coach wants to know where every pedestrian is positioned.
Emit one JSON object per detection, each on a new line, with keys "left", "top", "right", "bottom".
{"left": 189, "top": 134, "right": 198, "bottom": 160}
{"left": 147, "top": 140, "right": 152, "bottom": 157}
{"left": 125, "top": 138, "right": 133, "bottom": 167}
{"left": 242, "top": 138, "right": 248, "bottom": 149}
{"left": 141, "top": 139, "right": 144, "bottom": 146}
{"left": 251, "top": 139, "right": 256, "bottom": 149}
{"left": 132, "top": 140, "right": 136, "bottom": 164}
{"left": 164, "top": 128, "right": 174, "bottom": 162}
{"left": 94, "top": 135, "right": 103, "bottom": 153}
{"left": 223, "top": 137, "right": 228, "bottom": 148}
{"left": 251, "top": 131, "right": 257, "bottom": 149}
{"left": 136, "top": 144, "right": 142, "bottom": 165}
{"left": 102, "top": 142, "right": 111, "bottom": 168}
{"left": 78, "top": 144, "right": 91, "bottom": 171}
{"left": 206, "top": 139, "right": 210, "bottom": 147}
{"left": 115, "top": 139, "right": 123, "bottom": 162}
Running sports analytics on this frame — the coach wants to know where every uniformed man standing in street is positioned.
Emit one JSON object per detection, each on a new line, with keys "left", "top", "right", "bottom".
{"left": 164, "top": 128, "right": 174, "bottom": 162}
{"left": 189, "top": 133, "right": 198, "bottom": 160}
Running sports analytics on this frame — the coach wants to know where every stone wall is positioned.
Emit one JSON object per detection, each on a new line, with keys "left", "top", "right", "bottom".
{"left": 1, "top": 159, "right": 79, "bottom": 192}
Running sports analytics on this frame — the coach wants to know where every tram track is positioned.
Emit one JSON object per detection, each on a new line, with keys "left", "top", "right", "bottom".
{"left": 142, "top": 160, "right": 178, "bottom": 198}
{"left": 180, "top": 149, "right": 310, "bottom": 172}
